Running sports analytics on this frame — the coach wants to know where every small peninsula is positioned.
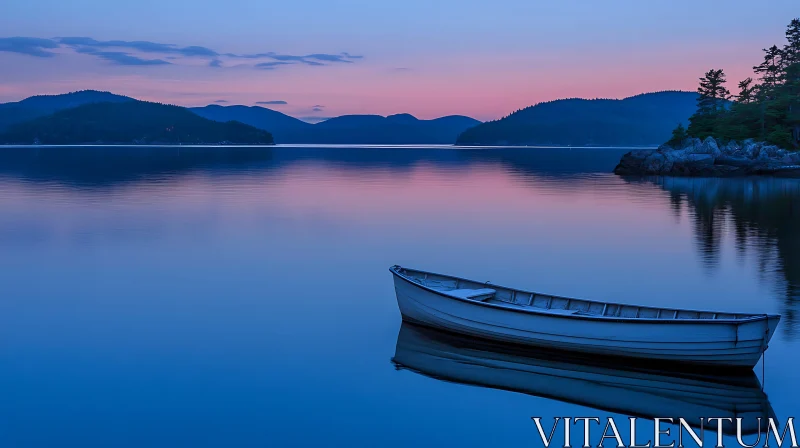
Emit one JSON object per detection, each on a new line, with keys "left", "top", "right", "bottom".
{"left": 614, "top": 136, "right": 800, "bottom": 177}
{"left": 0, "top": 100, "right": 274, "bottom": 145}
{"left": 615, "top": 18, "right": 800, "bottom": 177}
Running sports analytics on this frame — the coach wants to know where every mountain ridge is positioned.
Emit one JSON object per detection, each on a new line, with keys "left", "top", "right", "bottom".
{"left": 0, "top": 90, "right": 133, "bottom": 131}
{"left": 457, "top": 91, "right": 699, "bottom": 146}
{"left": 0, "top": 100, "right": 274, "bottom": 145}
{"left": 0, "top": 90, "right": 702, "bottom": 146}
{"left": 191, "top": 105, "right": 481, "bottom": 144}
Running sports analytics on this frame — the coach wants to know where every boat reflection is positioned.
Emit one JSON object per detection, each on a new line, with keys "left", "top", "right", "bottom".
{"left": 392, "top": 322, "right": 774, "bottom": 435}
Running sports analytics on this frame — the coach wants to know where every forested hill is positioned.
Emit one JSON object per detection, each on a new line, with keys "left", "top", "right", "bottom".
{"left": 0, "top": 90, "right": 133, "bottom": 131}
{"left": 0, "top": 101, "right": 274, "bottom": 145}
{"left": 281, "top": 113, "right": 480, "bottom": 144}
{"left": 192, "top": 105, "right": 481, "bottom": 144}
{"left": 456, "top": 91, "right": 699, "bottom": 146}
{"left": 190, "top": 105, "right": 312, "bottom": 135}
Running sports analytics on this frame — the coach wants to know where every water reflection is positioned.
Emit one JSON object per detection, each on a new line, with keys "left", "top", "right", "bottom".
{"left": 1, "top": 146, "right": 797, "bottom": 333}
{"left": 1, "top": 146, "right": 797, "bottom": 337}
{"left": 641, "top": 177, "right": 800, "bottom": 338}
{"left": 0, "top": 146, "right": 274, "bottom": 187}
{"left": 0, "top": 146, "right": 797, "bottom": 445}
{"left": 393, "top": 322, "right": 774, "bottom": 435}
{"left": 0, "top": 145, "right": 631, "bottom": 188}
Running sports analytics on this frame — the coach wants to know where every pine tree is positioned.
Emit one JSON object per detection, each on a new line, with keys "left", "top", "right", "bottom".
{"left": 689, "top": 69, "right": 730, "bottom": 138}
{"left": 737, "top": 78, "right": 756, "bottom": 104}
{"left": 752, "top": 46, "right": 785, "bottom": 141}
{"left": 784, "top": 19, "right": 800, "bottom": 65}
{"left": 754, "top": 45, "right": 784, "bottom": 92}
{"left": 696, "top": 69, "right": 730, "bottom": 113}
{"left": 681, "top": 18, "right": 800, "bottom": 148}
{"left": 667, "top": 123, "right": 688, "bottom": 146}
{"left": 782, "top": 19, "right": 800, "bottom": 144}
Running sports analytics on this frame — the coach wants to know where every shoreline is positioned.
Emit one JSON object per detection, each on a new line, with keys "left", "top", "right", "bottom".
{"left": 614, "top": 137, "right": 800, "bottom": 178}
{"left": 0, "top": 143, "right": 653, "bottom": 149}
{"left": 0, "top": 143, "right": 276, "bottom": 148}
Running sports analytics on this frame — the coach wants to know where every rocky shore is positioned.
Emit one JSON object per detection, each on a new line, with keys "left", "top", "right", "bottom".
{"left": 614, "top": 137, "right": 800, "bottom": 177}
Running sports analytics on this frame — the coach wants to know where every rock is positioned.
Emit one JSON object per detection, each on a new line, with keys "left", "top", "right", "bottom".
{"left": 669, "top": 154, "right": 714, "bottom": 176}
{"left": 613, "top": 149, "right": 656, "bottom": 175}
{"left": 683, "top": 137, "right": 723, "bottom": 158}
{"left": 742, "top": 140, "right": 758, "bottom": 158}
{"left": 715, "top": 155, "right": 754, "bottom": 167}
{"left": 761, "top": 145, "right": 780, "bottom": 158}
{"left": 613, "top": 136, "right": 797, "bottom": 177}
{"left": 657, "top": 142, "right": 675, "bottom": 152}
{"left": 790, "top": 153, "right": 800, "bottom": 164}
{"left": 686, "top": 153, "right": 715, "bottom": 165}
{"left": 753, "top": 142, "right": 771, "bottom": 159}
{"left": 750, "top": 160, "right": 798, "bottom": 174}
{"left": 643, "top": 152, "right": 669, "bottom": 173}
{"left": 723, "top": 141, "right": 741, "bottom": 155}
{"left": 663, "top": 149, "right": 687, "bottom": 164}
{"left": 702, "top": 137, "right": 722, "bottom": 158}
{"left": 686, "top": 138, "right": 708, "bottom": 154}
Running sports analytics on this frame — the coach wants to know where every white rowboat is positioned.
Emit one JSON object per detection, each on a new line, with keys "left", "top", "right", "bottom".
{"left": 390, "top": 265, "right": 780, "bottom": 369}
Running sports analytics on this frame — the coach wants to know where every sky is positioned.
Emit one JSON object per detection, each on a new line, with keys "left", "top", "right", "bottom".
{"left": 0, "top": 0, "right": 797, "bottom": 121}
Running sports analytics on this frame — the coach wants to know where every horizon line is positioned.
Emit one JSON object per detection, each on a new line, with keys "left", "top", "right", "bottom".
{"left": 2, "top": 89, "right": 698, "bottom": 123}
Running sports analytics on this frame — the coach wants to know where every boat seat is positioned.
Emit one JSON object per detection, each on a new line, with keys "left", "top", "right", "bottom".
{"left": 444, "top": 288, "right": 496, "bottom": 301}
{"left": 542, "top": 308, "right": 580, "bottom": 315}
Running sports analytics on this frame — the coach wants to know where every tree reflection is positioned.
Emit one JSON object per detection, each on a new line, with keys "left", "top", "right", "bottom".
{"left": 650, "top": 177, "right": 800, "bottom": 338}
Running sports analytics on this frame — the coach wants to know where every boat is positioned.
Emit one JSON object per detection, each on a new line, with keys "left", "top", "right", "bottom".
{"left": 392, "top": 322, "right": 774, "bottom": 435}
{"left": 389, "top": 265, "right": 780, "bottom": 369}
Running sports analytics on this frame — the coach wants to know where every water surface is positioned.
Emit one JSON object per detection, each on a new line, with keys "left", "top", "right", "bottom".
{"left": 0, "top": 146, "right": 797, "bottom": 447}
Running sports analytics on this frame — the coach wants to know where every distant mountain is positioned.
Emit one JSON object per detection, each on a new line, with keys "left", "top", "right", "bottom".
{"left": 191, "top": 106, "right": 481, "bottom": 144}
{"left": 0, "top": 90, "right": 133, "bottom": 131}
{"left": 456, "top": 91, "right": 699, "bottom": 146}
{"left": 296, "top": 113, "right": 480, "bottom": 144}
{"left": 190, "top": 105, "right": 312, "bottom": 133}
{"left": 0, "top": 101, "right": 273, "bottom": 145}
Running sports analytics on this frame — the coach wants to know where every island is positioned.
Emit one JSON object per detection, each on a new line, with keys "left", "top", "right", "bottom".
{"left": 0, "top": 100, "right": 274, "bottom": 145}
{"left": 615, "top": 18, "right": 799, "bottom": 177}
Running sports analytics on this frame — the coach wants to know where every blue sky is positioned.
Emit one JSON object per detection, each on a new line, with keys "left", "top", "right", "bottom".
{"left": 1, "top": 0, "right": 797, "bottom": 119}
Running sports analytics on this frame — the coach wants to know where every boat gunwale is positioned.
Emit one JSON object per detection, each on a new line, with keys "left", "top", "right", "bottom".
{"left": 390, "top": 266, "right": 777, "bottom": 325}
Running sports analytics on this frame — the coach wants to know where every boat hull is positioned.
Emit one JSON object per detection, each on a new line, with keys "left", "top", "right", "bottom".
{"left": 392, "top": 272, "right": 773, "bottom": 368}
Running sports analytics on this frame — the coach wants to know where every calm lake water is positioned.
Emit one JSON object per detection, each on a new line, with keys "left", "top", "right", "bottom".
{"left": 0, "top": 145, "right": 798, "bottom": 447}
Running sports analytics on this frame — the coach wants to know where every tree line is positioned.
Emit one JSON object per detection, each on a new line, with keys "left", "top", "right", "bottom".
{"left": 673, "top": 18, "right": 800, "bottom": 149}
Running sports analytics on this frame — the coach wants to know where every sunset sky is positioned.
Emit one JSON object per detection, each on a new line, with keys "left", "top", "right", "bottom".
{"left": 1, "top": 0, "right": 797, "bottom": 121}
